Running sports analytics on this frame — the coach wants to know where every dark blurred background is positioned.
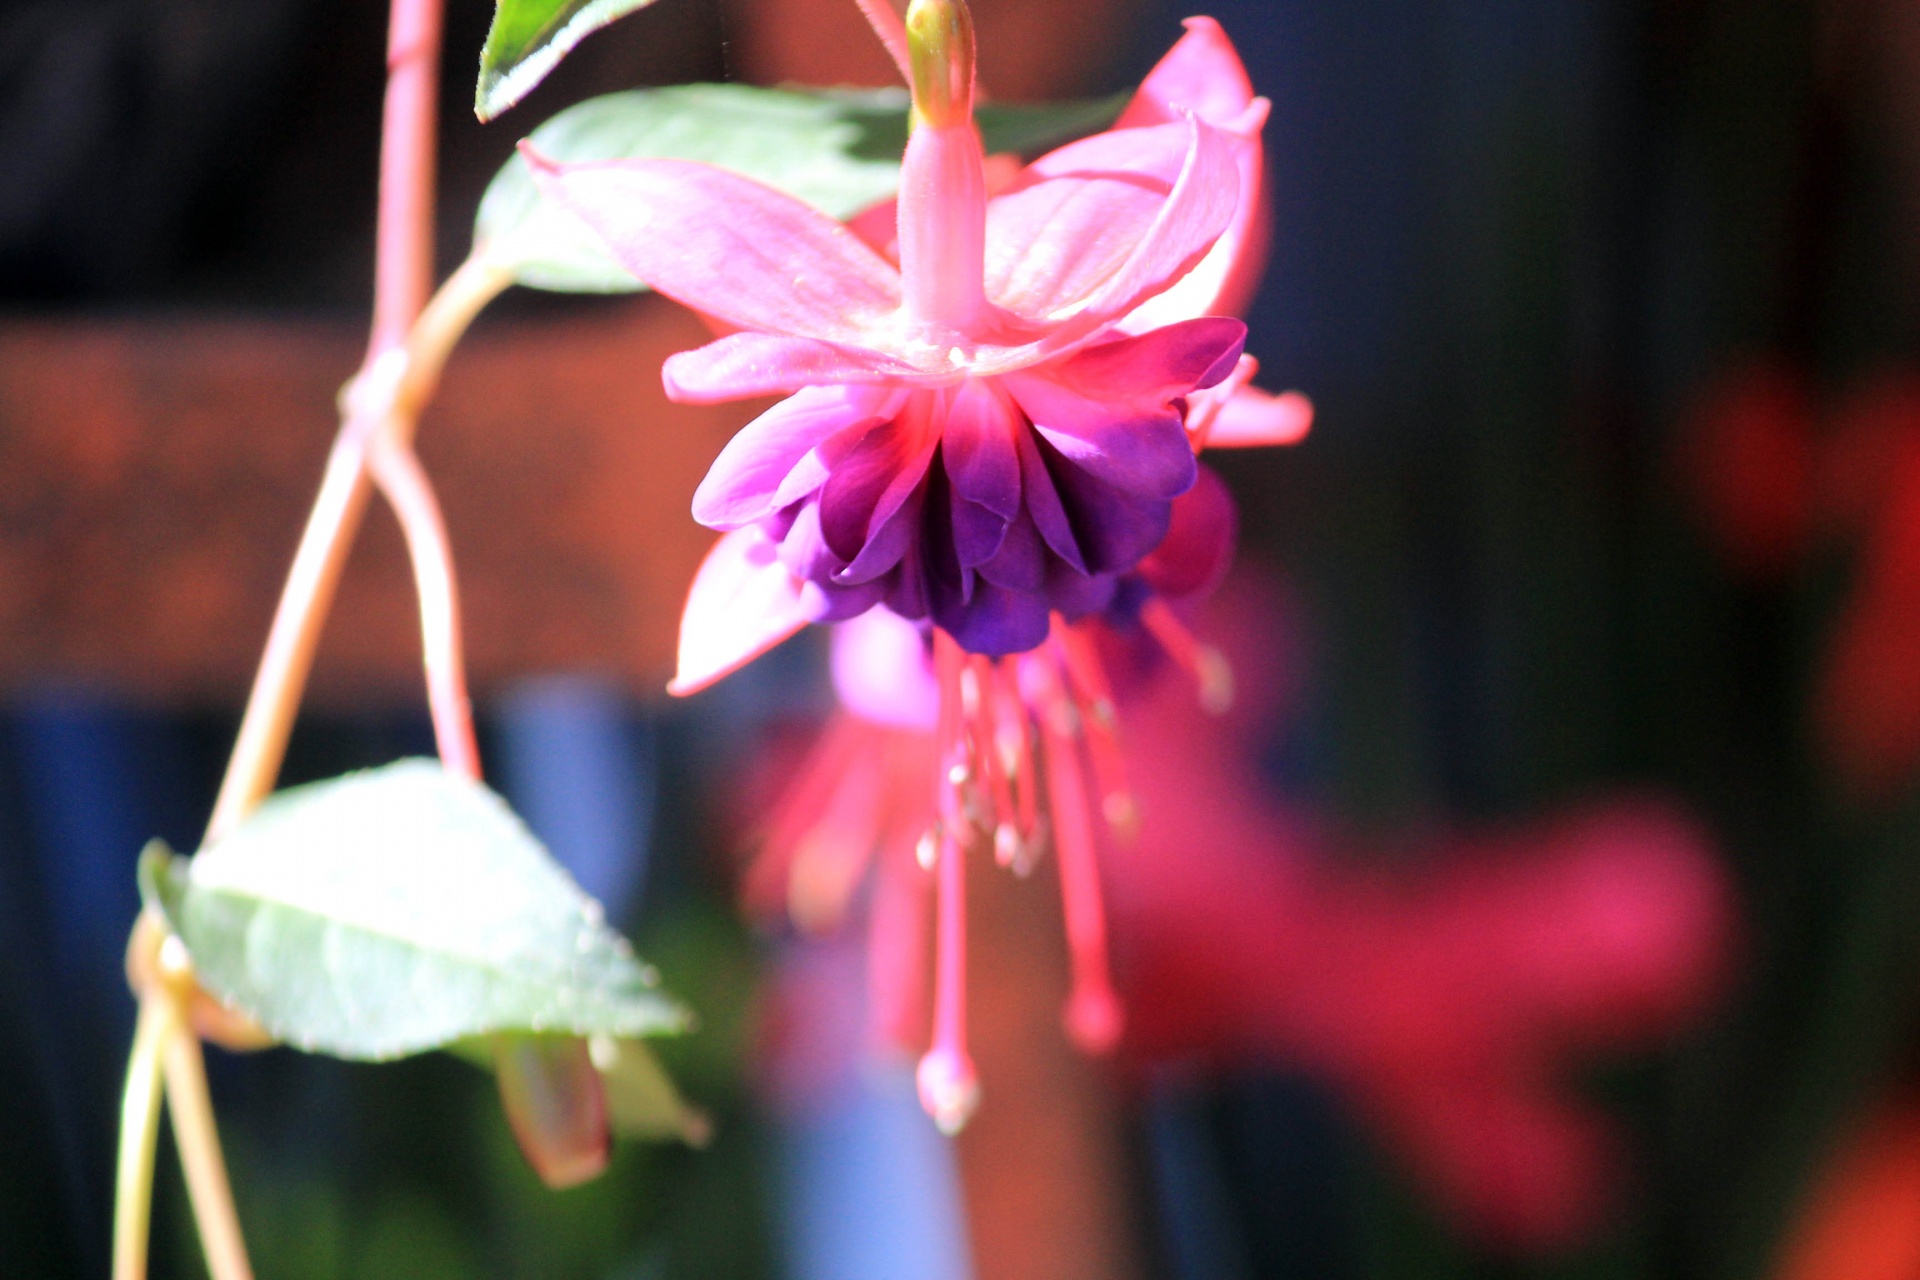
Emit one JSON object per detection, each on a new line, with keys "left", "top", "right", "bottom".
{"left": 4, "top": 0, "right": 1917, "bottom": 1277}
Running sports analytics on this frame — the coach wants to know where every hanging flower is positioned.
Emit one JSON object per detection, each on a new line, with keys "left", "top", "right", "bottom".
{"left": 531, "top": 1, "right": 1307, "bottom": 1131}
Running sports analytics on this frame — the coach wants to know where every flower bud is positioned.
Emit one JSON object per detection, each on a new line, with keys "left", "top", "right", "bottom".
{"left": 906, "top": 0, "right": 975, "bottom": 129}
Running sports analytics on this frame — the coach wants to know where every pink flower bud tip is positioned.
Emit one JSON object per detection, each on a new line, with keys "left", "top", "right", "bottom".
{"left": 906, "top": 0, "right": 975, "bottom": 129}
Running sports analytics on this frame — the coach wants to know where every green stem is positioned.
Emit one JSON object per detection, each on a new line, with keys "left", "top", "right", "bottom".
{"left": 112, "top": 997, "right": 177, "bottom": 1280}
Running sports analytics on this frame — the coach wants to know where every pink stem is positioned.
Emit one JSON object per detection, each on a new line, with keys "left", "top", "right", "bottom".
{"left": 853, "top": 0, "right": 914, "bottom": 84}
{"left": 367, "top": 432, "right": 481, "bottom": 781}
{"left": 204, "top": 0, "right": 448, "bottom": 842}
{"left": 372, "top": 0, "right": 443, "bottom": 357}
{"left": 205, "top": 423, "right": 378, "bottom": 843}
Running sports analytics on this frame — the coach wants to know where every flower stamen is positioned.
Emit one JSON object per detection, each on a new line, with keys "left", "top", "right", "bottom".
{"left": 1054, "top": 626, "right": 1140, "bottom": 838}
{"left": 1030, "top": 646, "right": 1125, "bottom": 1056}
{"left": 1140, "top": 597, "right": 1236, "bottom": 714}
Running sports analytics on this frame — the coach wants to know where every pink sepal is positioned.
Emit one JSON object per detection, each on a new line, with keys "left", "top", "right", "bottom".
{"left": 664, "top": 333, "right": 915, "bottom": 404}
{"left": 1116, "top": 17, "right": 1257, "bottom": 129}
{"left": 669, "top": 529, "right": 819, "bottom": 696}
{"left": 1207, "top": 386, "right": 1314, "bottom": 449}
{"left": 522, "top": 145, "right": 901, "bottom": 344}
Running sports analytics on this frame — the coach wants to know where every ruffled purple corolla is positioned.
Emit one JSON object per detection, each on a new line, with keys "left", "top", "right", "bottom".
{"left": 690, "top": 319, "right": 1244, "bottom": 655}
{"left": 526, "top": 6, "right": 1309, "bottom": 683}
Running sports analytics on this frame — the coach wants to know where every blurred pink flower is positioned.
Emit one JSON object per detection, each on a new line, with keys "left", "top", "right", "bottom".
{"left": 751, "top": 570, "right": 1734, "bottom": 1245}
{"left": 1680, "top": 359, "right": 1920, "bottom": 796}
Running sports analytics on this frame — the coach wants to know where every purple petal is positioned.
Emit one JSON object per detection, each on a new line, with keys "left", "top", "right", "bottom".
{"left": 1135, "top": 463, "right": 1238, "bottom": 600}
{"left": 1043, "top": 441, "right": 1176, "bottom": 574}
{"left": 838, "top": 480, "right": 927, "bottom": 584}
{"left": 883, "top": 537, "right": 931, "bottom": 620}
{"left": 1014, "top": 425, "right": 1086, "bottom": 574}
{"left": 975, "top": 507, "right": 1047, "bottom": 592}
{"left": 930, "top": 573, "right": 1053, "bottom": 656}
{"left": 692, "top": 385, "right": 903, "bottom": 530}
{"left": 1004, "top": 372, "right": 1198, "bottom": 500}
{"left": 952, "top": 497, "right": 1010, "bottom": 570}
{"left": 774, "top": 501, "right": 845, "bottom": 585}
{"left": 940, "top": 379, "right": 1022, "bottom": 518}
{"left": 1044, "top": 562, "right": 1120, "bottom": 620}
{"left": 816, "top": 403, "right": 939, "bottom": 564}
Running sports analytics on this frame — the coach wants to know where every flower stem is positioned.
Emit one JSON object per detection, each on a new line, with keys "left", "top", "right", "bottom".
{"left": 204, "top": 255, "right": 506, "bottom": 844}
{"left": 163, "top": 1020, "right": 253, "bottom": 1280}
{"left": 120, "top": 1, "right": 481, "bottom": 1277}
{"left": 368, "top": 427, "right": 481, "bottom": 780}
{"left": 111, "top": 997, "right": 176, "bottom": 1280}
{"left": 202, "top": 0, "right": 502, "bottom": 843}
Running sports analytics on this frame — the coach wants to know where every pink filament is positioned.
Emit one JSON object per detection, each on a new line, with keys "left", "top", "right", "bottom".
{"left": 1140, "top": 597, "right": 1235, "bottom": 713}
{"left": 917, "top": 633, "right": 980, "bottom": 1131}
{"left": 968, "top": 656, "right": 1021, "bottom": 864}
{"left": 991, "top": 660, "right": 1040, "bottom": 847}
{"left": 1054, "top": 627, "right": 1136, "bottom": 834}
{"left": 1034, "top": 655, "right": 1125, "bottom": 1055}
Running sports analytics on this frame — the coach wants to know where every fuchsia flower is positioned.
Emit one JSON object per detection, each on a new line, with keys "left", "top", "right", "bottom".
{"left": 532, "top": 0, "right": 1309, "bottom": 1130}
{"left": 529, "top": 7, "right": 1305, "bottom": 677}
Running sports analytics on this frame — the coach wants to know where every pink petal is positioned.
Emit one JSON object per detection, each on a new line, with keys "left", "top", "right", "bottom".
{"left": 829, "top": 608, "right": 940, "bottom": 731}
{"left": 668, "top": 529, "right": 820, "bottom": 696}
{"left": 1136, "top": 464, "right": 1238, "bottom": 600}
{"left": 984, "top": 116, "right": 1240, "bottom": 345}
{"left": 662, "top": 333, "right": 919, "bottom": 404}
{"left": 523, "top": 146, "right": 902, "bottom": 345}
{"left": 691, "top": 385, "right": 904, "bottom": 530}
{"left": 984, "top": 122, "right": 1191, "bottom": 321}
{"left": 1115, "top": 17, "right": 1256, "bottom": 129}
{"left": 1118, "top": 101, "right": 1269, "bottom": 329}
{"left": 1206, "top": 386, "right": 1314, "bottom": 449}
{"left": 1048, "top": 318, "right": 1246, "bottom": 404}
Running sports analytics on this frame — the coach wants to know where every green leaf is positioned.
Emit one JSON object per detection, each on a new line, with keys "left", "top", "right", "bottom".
{"left": 474, "top": 83, "right": 1127, "bottom": 294}
{"left": 974, "top": 92, "right": 1130, "bottom": 157}
{"left": 476, "top": 0, "right": 664, "bottom": 122}
{"left": 139, "top": 760, "right": 687, "bottom": 1060}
